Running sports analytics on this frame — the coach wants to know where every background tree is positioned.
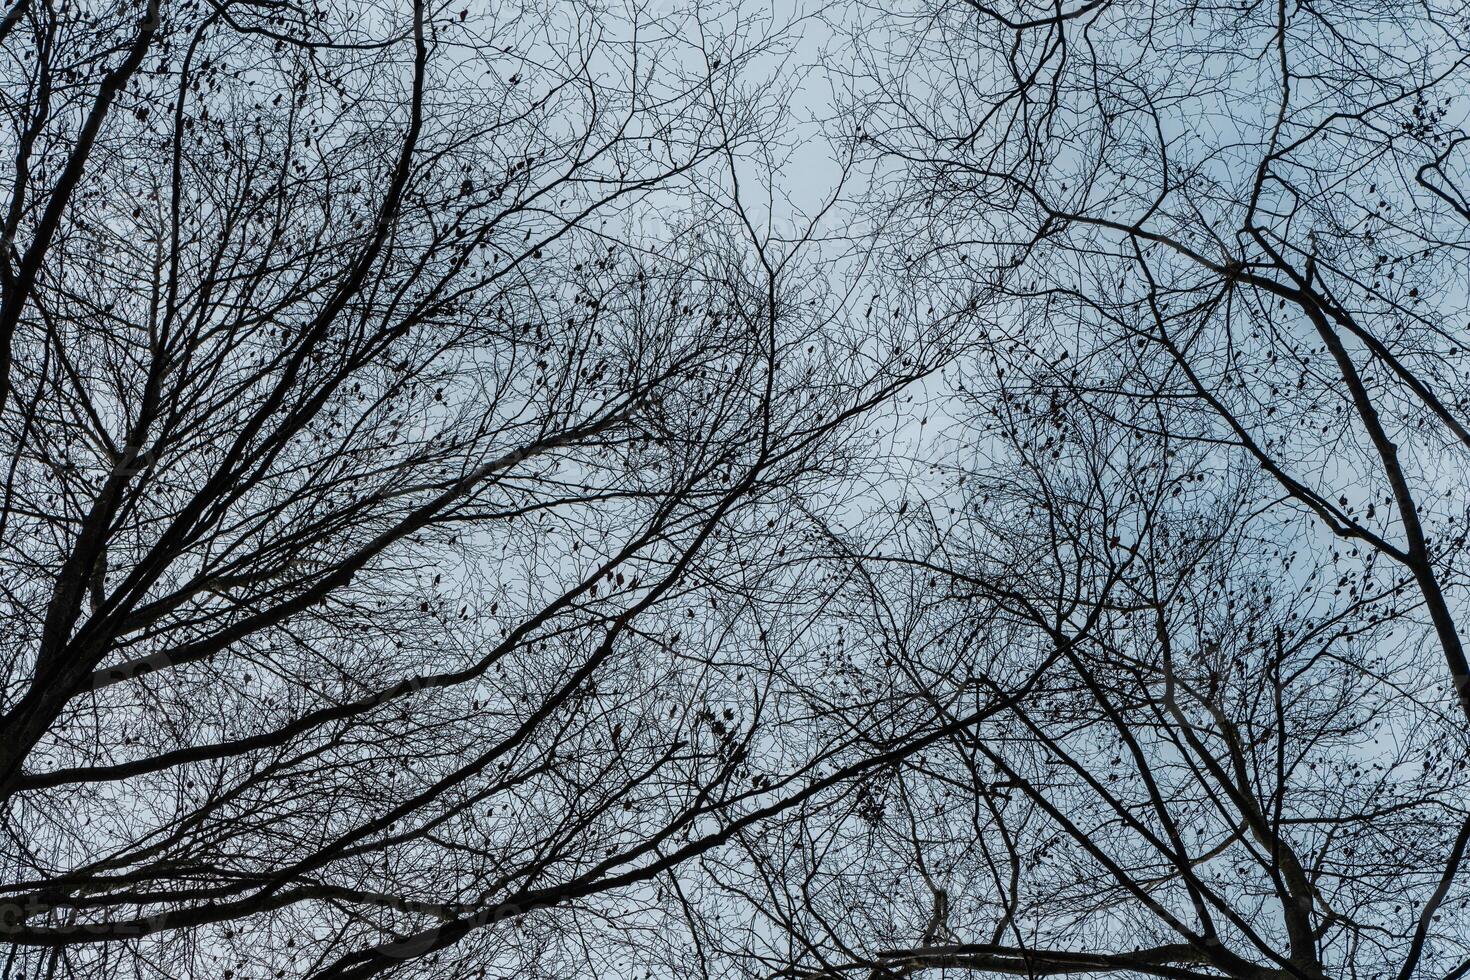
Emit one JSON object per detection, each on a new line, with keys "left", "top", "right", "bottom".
{"left": 838, "top": 0, "right": 1470, "bottom": 719}
{"left": 707, "top": 2, "right": 1470, "bottom": 980}
{"left": 694, "top": 365, "right": 1469, "bottom": 980}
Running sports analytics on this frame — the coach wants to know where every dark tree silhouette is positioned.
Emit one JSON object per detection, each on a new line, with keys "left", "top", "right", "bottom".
{"left": 7, "top": 0, "right": 1470, "bottom": 979}
{"left": 0, "top": 2, "right": 959, "bottom": 977}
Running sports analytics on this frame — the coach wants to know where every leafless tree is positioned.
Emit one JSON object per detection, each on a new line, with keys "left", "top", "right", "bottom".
{"left": 664, "top": 2, "right": 1470, "bottom": 980}
{"left": 839, "top": 0, "right": 1470, "bottom": 719}
{"left": 9, "top": 0, "right": 1470, "bottom": 978}
{"left": 694, "top": 364, "right": 1466, "bottom": 980}
{"left": 0, "top": 1, "right": 968, "bottom": 976}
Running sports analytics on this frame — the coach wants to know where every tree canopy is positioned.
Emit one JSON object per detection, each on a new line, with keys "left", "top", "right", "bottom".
{"left": 3, "top": 1, "right": 1470, "bottom": 979}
